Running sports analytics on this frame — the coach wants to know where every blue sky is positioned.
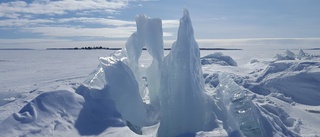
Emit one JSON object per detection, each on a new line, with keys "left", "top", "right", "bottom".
{"left": 1, "top": 0, "right": 320, "bottom": 49}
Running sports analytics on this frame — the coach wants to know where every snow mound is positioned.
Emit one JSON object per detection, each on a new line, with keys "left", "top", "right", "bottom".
{"left": 201, "top": 52, "right": 237, "bottom": 66}
{"left": 0, "top": 90, "right": 84, "bottom": 136}
{"left": 157, "top": 9, "right": 217, "bottom": 137}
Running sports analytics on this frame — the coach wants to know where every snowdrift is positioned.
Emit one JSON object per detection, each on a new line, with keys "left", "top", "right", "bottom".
{"left": 0, "top": 90, "right": 84, "bottom": 136}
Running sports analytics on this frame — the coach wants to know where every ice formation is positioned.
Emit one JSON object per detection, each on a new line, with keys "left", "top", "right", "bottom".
{"left": 125, "top": 32, "right": 144, "bottom": 95}
{"left": 157, "top": 9, "right": 216, "bottom": 137}
{"left": 275, "top": 49, "right": 296, "bottom": 60}
{"left": 217, "top": 73, "right": 265, "bottom": 136}
{"left": 124, "top": 15, "right": 164, "bottom": 107}
{"left": 253, "top": 61, "right": 320, "bottom": 105}
{"left": 76, "top": 51, "right": 147, "bottom": 134}
{"left": 136, "top": 15, "right": 164, "bottom": 106}
{"left": 275, "top": 49, "right": 317, "bottom": 61}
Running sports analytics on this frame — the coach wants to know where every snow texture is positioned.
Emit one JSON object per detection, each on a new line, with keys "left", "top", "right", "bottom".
{"left": 252, "top": 60, "right": 320, "bottom": 105}
{"left": 0, "top": 90, "right": 84, "bottom": 136}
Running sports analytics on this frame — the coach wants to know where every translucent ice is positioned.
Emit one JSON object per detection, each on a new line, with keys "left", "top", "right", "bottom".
{"left": 136, "top": 15, "right": 164, "bottom": 106}
{"left": 125, "top": 32, "right": 146, "bottom": 97}
{"left": 79, "top": 52, "right": 147, "bottom": 128}
{"left": 157, "top": 9, "right": 215, "bottom": 137}
{"left": 217, "top": 73, "right": 265, "bottom": 137}
{"left": 124, "top": 15, "right": 164, "bottom": 106}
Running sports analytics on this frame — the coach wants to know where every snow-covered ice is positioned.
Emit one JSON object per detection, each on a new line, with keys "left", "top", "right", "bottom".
{"left": 201, "top": 52, "right": 238, "bottom": 66}
{"left": 1, "top": 9, "right": 320, "bottom": 137}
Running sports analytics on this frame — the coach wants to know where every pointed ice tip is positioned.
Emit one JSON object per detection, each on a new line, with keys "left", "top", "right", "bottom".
{"left": 183, "top": 8, "right": 189, "bottom": 17}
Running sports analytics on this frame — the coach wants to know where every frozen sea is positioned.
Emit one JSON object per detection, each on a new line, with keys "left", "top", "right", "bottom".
{"left": 0, "top": 47, "right": 320, "bottom": 136}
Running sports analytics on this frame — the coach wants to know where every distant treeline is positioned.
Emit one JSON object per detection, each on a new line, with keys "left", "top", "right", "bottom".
{"left": 46, "top": 46, "right": 242, "bottom": 51}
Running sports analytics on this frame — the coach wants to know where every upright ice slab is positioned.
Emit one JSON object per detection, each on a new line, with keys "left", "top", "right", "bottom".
{"left": 217, "top": 73, "right": 265, "bottom": 137}
{"left": 125, "top": 32, "right": 146, "bottom": 97}
{"left": 77, "top": 52, "right": 147, "bottom": 130}
{"left": 136, "top": 15, "right": 164, "bottom": 106}
{"left": 157, "top": 9, "right": 215, "bottom": 137}
{"left": 124, "top": 14, "right": 164, "bottom": 106}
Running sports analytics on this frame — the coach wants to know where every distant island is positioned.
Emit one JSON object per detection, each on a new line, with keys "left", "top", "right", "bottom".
{"left": 306, "top": 48, "right": 320, "bottom": 50}
{"left": 46, "top": 46, "right": 121, "bottom": 50}
{"left": 46, "top": 46, "right": 242, "bottom": 51}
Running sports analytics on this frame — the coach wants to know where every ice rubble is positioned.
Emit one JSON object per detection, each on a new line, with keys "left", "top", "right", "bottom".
{"left": 243, "top": 49, "right": 320, "bottom": 105}
{"left": 216, "top": 73, "right": 265, "bottom": 137}
{"left": 250, "top": 60, "right": 320, "bottom": 105}
{"left": 275, "top": 49, "right": 314, "bottom": 61}
{"left": 211, "top": 72, "right": 302, "bottom": 137}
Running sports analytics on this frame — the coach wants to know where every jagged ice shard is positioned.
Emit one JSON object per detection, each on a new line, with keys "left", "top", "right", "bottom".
{"left": 217, "top": 73, "right": 265, "bottom": 136}
{"left": 157, "top": 9, "right": 216, "bottom": 137}
{"left": 76, "top": 51, "right": 147, "bottom": 132}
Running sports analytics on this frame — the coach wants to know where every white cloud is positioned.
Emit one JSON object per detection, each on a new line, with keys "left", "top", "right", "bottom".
{"left": 195, "top": 38, "right": 320, "bottom": 49}
{"left": 163, "top": 32, "right": 174, "bottom": 37}
{"left": 58, "top": 17, "right": 135, "bottom": 27}
{"left": 22, "top": 26, "right": 175, "bottom": 39}
{"left": 0, "top": 1, "right": 179, "bottom": 42}
{"left": 0, "top": 38, "right": 71, "bottom": 44}
{"left": 0, "top": 17, "right": 136, "bottom": 27}
{"left": 162, "top": 20, "right": 179, "bottom": 28}
{"left": 24, "top": 26, "right": 136, "bottom": 38}
{"left": 0, "top": 0, "right": 129, "bottom": 17}
{"left": 0, "top": 17, "right": 178, "bottom": 39}
{"left": 0, "top": 18, "right": 54, "bottom": 27}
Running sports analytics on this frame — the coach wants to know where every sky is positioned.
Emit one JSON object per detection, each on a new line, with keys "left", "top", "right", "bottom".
{"left": 1, "top": 0, "right": 320, "bottom": 49}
